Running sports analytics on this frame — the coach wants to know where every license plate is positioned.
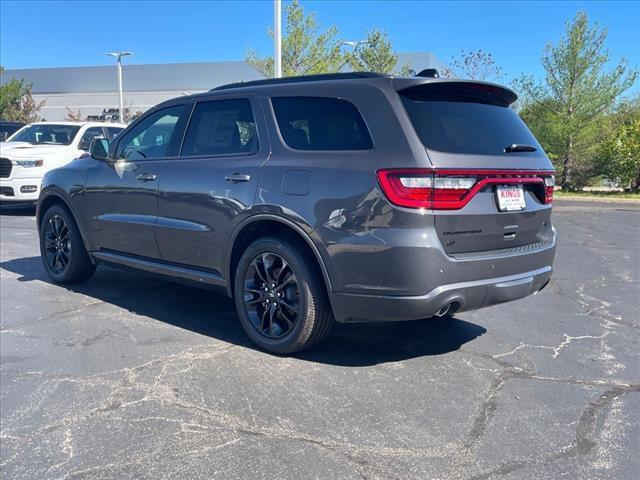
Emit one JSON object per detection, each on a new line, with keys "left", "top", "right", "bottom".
{"left": 496, "top": 185, "right": 526, "bottom": 211}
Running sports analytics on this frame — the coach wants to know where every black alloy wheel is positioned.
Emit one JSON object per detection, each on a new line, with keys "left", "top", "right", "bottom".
{"left": 43, "top": 214, "right": 71, "bottom": 275}
{"left": 234, "top": 236, "right": 334, "bottom": 354}
{"left": 243, "top": 252, "right": 300, "bottom": 339}
{"left": 39, "top": 204, "right": 96, "bottom": 284}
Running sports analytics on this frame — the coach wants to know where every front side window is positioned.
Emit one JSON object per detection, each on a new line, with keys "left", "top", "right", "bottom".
{"left": 116, "top": 105, "right": 185, "bottom": 160}
{"left": 181, "top": 99, "right": 259, "bottom": 157}
{"left": 105, "top": 127, "right": 124, "bottom": 141}
{"left": 78, "top": 127, "right": 104, "bottom": 150}
{"left": 8, "top": 124, "right": 81, "bottom": 146}
{"left": 271, "top": 97, "right": 372, "bottom": 151}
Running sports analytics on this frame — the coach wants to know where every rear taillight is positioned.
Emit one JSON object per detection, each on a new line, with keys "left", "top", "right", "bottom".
{"left": 543, "top": 175, "right": 555, "bottom": 204}
{"left": 377, "top": 169, "right": 476, "bottom": 209}
{"left": 377, "top": 169, "right": 555, "bottom": 210}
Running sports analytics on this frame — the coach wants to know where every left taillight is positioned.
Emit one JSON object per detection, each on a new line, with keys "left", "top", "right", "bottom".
{"left": 377, "top": 169, "right": 477, "bottom": 209}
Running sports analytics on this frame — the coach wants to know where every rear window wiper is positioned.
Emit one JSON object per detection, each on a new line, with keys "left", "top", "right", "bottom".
{"left": 504, "top": 143, "right": 537, "bottom": 153}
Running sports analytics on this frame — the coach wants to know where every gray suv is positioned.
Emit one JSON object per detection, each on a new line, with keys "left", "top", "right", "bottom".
{"left": 37, "top": 72, "right": 556, "bottom": 353}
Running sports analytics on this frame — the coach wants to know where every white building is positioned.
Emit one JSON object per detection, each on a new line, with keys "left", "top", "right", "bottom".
{"left": 1, "top": 52, "right": 444, "bottom": 121}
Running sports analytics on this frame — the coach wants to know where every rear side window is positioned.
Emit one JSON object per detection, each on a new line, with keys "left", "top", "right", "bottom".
{"left": 400, "top": 83, "right": 541, "bottom": 156}
{"left": 181, "top": 99, "right": 259, "bottom": 157}
{"left": 272, "top": 97, "right": 372, "bottom": 151}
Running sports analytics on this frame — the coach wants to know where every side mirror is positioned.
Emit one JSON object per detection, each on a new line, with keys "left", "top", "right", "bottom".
{"left": 90, "top": 137, "right": 110, "bottom": 161}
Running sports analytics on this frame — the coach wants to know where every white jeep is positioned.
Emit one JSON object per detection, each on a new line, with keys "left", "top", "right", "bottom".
{"left": 0, "top": 121, "right": 125, "bottom": 203}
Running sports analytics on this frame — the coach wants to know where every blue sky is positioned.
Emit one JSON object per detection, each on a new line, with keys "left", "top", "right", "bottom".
{"left": 1, "top": 0, "right": 639, "bottom": 92}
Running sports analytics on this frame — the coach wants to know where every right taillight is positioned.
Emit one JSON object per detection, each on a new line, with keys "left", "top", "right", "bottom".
{"left": 543, "top": 175, "right": 555, "bottom": 204}
{"left": 377, "top": 169, "right": 556, "bottom": 210}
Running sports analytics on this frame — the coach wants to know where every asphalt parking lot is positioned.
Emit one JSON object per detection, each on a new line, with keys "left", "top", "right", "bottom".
{"left": 1, "top": 199, "right": 638, "bottom": 480}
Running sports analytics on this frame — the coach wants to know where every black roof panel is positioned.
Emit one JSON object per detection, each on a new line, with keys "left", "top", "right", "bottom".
{"left": 211, "top": 72, "right": 389, "bottom": 91}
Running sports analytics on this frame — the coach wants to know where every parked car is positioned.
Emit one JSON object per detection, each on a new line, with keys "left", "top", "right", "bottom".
{"left": 0, "top": 121, "right": 125, "bottom": 203}
{"left": 36, "top": 72, "right": 556, "bottom": 353}
{"left": 0, "top": 120, "right": 25, "bottom": 142}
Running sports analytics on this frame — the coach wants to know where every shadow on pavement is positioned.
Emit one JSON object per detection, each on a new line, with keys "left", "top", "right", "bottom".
{"left": 0, "top": 204, "right": 37, "bottom": 216}
{"left": 1, "top": 255, "right": 487, "bottom": 367}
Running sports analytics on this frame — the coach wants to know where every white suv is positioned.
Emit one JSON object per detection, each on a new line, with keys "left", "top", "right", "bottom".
{"left": 0, "top": 121, "right": 125, "bottom": 203}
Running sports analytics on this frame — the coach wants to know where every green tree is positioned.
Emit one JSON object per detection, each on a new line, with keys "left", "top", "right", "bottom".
{"left": 346, "top": 29, "right": 411, "bottom": 75}
{"left": 443, "top": 49, "right": 503, "bottom": 82}
{"left": 596, "top": 99, "right": 640, "bottom": 190}
{"left": 247, "top": 0, "right": 343, "bottom": 78}
{"left": 516, "top": 11, "right": 637, "bottom": 189}
{"left": 519, "top": 99, "right": 563, "bottom": 162}
{"left": 0, "top": 66, "right": 44, "bottom": 122}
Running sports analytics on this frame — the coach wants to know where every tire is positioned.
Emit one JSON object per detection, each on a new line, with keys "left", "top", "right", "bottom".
{"left": 39, "top": 204, "right": 96, "bottom": 284}
{"left": 233, "top": 235, "right": 334, "bottom": 354}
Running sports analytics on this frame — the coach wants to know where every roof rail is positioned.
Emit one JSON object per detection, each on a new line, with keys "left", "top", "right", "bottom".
{"left": 210, "top": 72, "right": 389, "bottom": 91}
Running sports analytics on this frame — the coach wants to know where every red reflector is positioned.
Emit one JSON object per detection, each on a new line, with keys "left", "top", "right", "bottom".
{"left": 544, "top": 186, "right": 554, "bottom": 204}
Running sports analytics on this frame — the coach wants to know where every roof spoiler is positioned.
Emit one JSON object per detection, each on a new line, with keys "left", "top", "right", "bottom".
{"left": 397, "top": 80, "right": 518, "bottom": 106}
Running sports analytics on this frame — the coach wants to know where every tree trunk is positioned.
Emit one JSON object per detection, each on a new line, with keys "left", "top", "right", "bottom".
{"left": 633, "top": 166, "right": 640, "bottom": 191}
{"left": 561, "top": 136, "right": 574, "bottom": 190}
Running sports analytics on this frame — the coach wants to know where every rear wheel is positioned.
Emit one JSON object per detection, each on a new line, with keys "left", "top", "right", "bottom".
{"left": 234, "top": 236, "right": 334, "bottom": 354}
{"left": 39, "top": 205, "right": 95, "bottom": 284}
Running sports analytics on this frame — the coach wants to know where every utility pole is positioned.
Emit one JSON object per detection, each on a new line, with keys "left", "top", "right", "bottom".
{"left": 105, "top": 52, "right": 134, "bottom": 123}
{"left": 274, "top": 0, "right": 282, "bottom": 78}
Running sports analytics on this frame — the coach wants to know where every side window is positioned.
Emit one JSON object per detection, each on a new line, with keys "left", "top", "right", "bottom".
{"left": 181, "top": 99, "right": 259, "bottom": 157}
{"left": 78, "top": 127, "right": 104, "bottom": 150}
{"left": 116, "top": 105, "right": 185, "bottom": 160}
{"left": 105, "top": 127, "right": 124, "bottom": 141}
{"left": 271, "top": 97, "right": 372, "bottom": 151}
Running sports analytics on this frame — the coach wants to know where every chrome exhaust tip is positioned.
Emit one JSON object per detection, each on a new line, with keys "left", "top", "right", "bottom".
{"left": 435, "top": 303, "right": 452, "bottom": 318}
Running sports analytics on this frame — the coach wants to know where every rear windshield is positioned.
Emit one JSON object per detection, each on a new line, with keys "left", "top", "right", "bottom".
{"left": 272, "top": 97, "right": 372, "bottom": 151}
{"left": 400, "top": 84, "right": 541, "bottom": 156}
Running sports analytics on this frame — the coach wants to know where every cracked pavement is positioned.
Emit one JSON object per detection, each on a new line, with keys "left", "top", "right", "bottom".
{"left": 1, "top": 199, "right": 639, "bottom": 480}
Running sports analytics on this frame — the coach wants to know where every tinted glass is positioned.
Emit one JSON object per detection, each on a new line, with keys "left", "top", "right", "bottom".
{"left": 400, "top": 86, "right": 541, "bottom": 155}
{"left": 181, "top": 99, "right": 259, "bottom": 157}
{"left": 105, "top": 127, "right": 124, "bottom": 141}
{"left": 8, "top": 124, "right": 80, "bottom": 145}
{"left": 78, "top": 127, "right": 104, "bottom": 150}
{"left": 117, "top": 105, "right": 185, "bottom": 160}
{"left": 0, "top": 124, "right": 22, "bottom": 141}
{"left": 272, "top": 97, "right": 372, "bottom": 150}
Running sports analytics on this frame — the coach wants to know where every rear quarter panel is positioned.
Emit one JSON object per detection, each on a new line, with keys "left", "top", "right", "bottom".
{"left": 254, "top": 82, "right": 437, "bottom": 295}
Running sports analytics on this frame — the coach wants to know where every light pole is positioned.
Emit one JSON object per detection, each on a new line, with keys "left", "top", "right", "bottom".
{"left": 342, "top": 40, "right": 369, "bottom": 51}
{"left": 274, "top": 0, "right": 282, "bottom": 78}
{"left": 341, "top": 41, "right": 368, "bottom": 71}
{"left": 105, "top": 52, "right": 133, "bottom": 123}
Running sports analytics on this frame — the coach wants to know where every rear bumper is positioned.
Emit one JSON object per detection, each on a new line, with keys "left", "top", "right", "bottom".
{"left": 330, "top": 265, "right": 553, "bottom": 323}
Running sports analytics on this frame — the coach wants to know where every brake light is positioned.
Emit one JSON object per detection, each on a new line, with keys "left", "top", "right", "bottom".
{"left": 543, "top": 175, "right": 555, "bottom": 204}
{"left": 377, "top": 169, "right": 477, "bottom": 209}
{"left": 377, "top": 169, "right": 555, "bottom": 210}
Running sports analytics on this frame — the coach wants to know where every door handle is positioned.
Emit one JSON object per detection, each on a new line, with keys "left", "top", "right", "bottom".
{"left": 136, "top": 173, "right": 157, "bottom": 182}
{"left": 225, "top": 173, "right": 251, "bottom": 183}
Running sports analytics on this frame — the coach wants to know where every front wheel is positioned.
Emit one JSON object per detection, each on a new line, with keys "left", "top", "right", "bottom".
{"left": 39, "top": 204, "right": 96, "bottom": 284}
{"left": 233, "top": 236, "right": 334, "bottom": 354}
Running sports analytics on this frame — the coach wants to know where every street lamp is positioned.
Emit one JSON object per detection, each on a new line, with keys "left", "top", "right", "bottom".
{"left": 105, "top": 52, "right": 134, "bottom": 123}
{"left": 274, "top": 0, "right": 282, "bottom": 78}
{"left": 342, "top": 40, "right": 369, "bottom": 53}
